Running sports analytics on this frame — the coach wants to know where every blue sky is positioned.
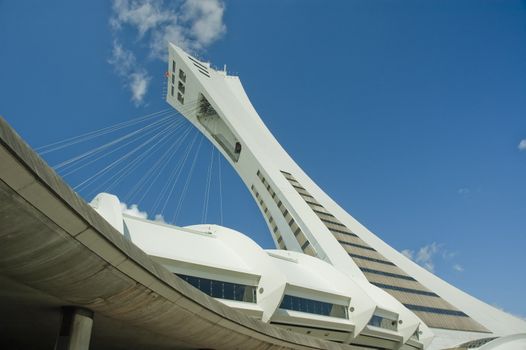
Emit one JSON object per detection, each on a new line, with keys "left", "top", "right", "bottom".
{"left": 1, "top": 1, "right": 525, "bottom": 318}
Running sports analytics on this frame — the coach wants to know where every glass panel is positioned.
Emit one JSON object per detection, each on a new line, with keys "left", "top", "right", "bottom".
{"left": 279, "top": 295, "right": 348, "bottom": 319}
{"left": 211, "top": 279, "right": 222, "bottom": 298}
{"left": 178, "top": 81, "right": 185, "bottom": 94}
{"left": 176, "top": 274, "right": 257, "bottom": 303}
{"left": 368, "top": 314, "right": 398, "bottom": 331}
{"left": 179, "top": 69, "right": 186, "bottom": 82}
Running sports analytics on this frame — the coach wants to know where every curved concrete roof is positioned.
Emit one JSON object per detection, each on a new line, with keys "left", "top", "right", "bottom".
{"left": 0, "top": 115, "right": 354, "bottom": 349}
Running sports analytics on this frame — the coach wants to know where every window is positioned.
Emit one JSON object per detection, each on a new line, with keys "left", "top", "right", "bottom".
{"left": 348, "top": 253, "right": 396, "bottom": 266}
{"left": 279, "top": 294, "right": 348, "bottom": 319}
{"left": 177, "top": 92, "right": 184, "bottom": 104}
{"left": 178, "top": 81, "right": 185, "bottom": 94}
{"left": 177, "top": 274, "right": 257, "bottom": 303}
{"left": 338, "top": 240, "right": 376, "bottom": 251}
{"left": 360, "top": 268, "right": 416, "bottom": 281}
{"left": 179, "top": 69, "right": 186, "bottom": 82}
{"left": 172, "top": 60, "right": 176, "bottom": 72}
{"left": 368, "top": 314, "right": 398, "bottom": 331}
{"left": 258, "top": 169, "right": 317, "bottom": 257}
{"left": 370, "top": 282, "right": 438, "bottom": 297}
{"left": 170, "top": 85, "right": 174, "bottom": 97}
{"left": 171, "top": 74, "right": 175, "bottom": 84}
{"left": 403, "top": 304, "right": 468, "bottom": 317}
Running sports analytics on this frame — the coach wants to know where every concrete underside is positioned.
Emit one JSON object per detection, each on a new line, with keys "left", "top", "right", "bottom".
{"left": 0, "top": 115, "right": 351, "bottom": 350}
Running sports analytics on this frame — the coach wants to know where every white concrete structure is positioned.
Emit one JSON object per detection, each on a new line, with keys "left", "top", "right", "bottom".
{"left": 91, "top": 43, "right": 526, "bottom": 349}
{"left": 91, "top": 192, "right": 433, "bottom": 349}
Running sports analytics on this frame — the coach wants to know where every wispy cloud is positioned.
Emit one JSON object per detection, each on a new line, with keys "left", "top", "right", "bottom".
{"left": 401, "top": 249, "right": 413, "bottom": 260}
{"left": 108, "top": 40, "right": 150, "bottom": 106}
{"left": 453, "top": 264, "right": 464, "bottom": 272}
{"left": 181, "top": 0, "right": 226, "bottom": 50}
{"left": 108, "top": 0, "right": 226, "bottom": 105}
{"left": 442, "top": 249, "right": 457, "bottom": 260}
{"left": 415, "top": 242, "right": 440, "bottom": 272}
{"left": 519, "top": 139, "right": 526, "bottom": 151}
{"left": 401, "top": 242, "right": 463, "bottom": 273}
{"left": 457, "top": 188, "right": 470, "bottom": 196}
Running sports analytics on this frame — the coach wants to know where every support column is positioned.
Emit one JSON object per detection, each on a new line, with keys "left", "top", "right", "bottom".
{"left": 55, "top": 306, "right": 94, "bottom": 350}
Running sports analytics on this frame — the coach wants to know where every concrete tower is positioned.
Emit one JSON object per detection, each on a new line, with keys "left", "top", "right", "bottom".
{"left": 165, "top": 43, "right": 526, "bottom": 349}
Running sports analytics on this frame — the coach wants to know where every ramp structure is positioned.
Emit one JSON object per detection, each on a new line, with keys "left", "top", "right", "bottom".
{"left": 164, "top": 43, "right": 526, "bottom": 349}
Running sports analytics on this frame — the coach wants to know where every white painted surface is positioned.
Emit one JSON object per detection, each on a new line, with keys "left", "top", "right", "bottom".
{"left": 90, "top": 193, "right": 426, "bottom": 347}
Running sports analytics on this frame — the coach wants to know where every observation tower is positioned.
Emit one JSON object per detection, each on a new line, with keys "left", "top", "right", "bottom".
{"left": 160, "top": 43, "right": 526, "bottom": 349}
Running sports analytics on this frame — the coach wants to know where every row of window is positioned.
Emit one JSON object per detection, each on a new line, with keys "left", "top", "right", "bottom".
{"left": 256, "top": 170, "right": 316, "bottom": 256}
{"left": 279, "top": 294, "right": 348, "bottom": 319}
{"left": 304, "top": 197, "right": 325, "bottom": 208}
{"left": 279, "top": 171, "right": 484, "bottom": 331}
{"left": 361, "top": 267, "right": 417, "bottom": 282}
{"left": 370, "top": 282, "right": 439, "bottom": 297}
{"left": 327, "top": 226, "right": 359, "bottom": 238}
{"left": 348, "top": 253, "right": 396, "bottom": 266}
{"left": 177, "top": 273, "right": 257, "bottom": 303}
{"left": 170, "top": 60, "right": 186, "bottom": 104}
{"left": 403, "top": 304, "right": 469, "bottom": 317}
{"left": 338, "top": 240, "right": 376, "bottom": 252}
{"left": 313, "top": 210, "right": 340, "bottom": 224}
{"left": 319, "top": 217, "right": 348, "bottom": 228}
{"left": 250, "top": 185, "right": 287, "bottom": 250}
{"left": 280, "top": 171, "right": 362, "bottom": 246}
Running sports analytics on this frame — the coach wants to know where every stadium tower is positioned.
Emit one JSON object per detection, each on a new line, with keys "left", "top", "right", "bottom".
{"left": 164, "top": 43, "right": 526, "bottom": 349}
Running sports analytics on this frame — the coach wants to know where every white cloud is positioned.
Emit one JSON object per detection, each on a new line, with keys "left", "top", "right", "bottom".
{"left": 111, "top": 0, "right": 174, "bottom": 37}
{"left": 453, "top": 264, "right": 464, "bottom": 272}
{"left": 518, "top": 139, "right": 526, "bottom": 151}
{"left": 108, "top": 40, "right": 135, "bottom": 76}
{"left": 414, "top": 242, "right": 440, "bottom": 272}
{"left": 402, "top": 242, "right": 465, "bottom": 273}
{"left": 108, "top": 40, "right": 150, "bottom": 106}
{"left": 182, "top": 0, "right": 226, "bottom": 48}
{"left": 108, "top": 0, "right": 226, "bottom": 104}
{"left": 401, "top": 249, "right": 414, "bottom": 260}
{"left": 120, "top": 202, "right": 148, "bottom": 219}
{"left": 442, "top": 250, "right": 457, "bottom": 260}
{"left": 130, "top": 72, "right": 150, "bottom": 105}
{"left": 120, "top": 202, "right": 167, "bottom": 222}
{"left": 154, "top": 213, "right": 166, "bottom": 223}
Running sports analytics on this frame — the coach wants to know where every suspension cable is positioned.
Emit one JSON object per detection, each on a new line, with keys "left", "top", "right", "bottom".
{"left": 217, "top": 148, "right": 224, "bottom": 226}
{"left": 201, "top": 143, "right": 215, "bottom": 223}
{"left": 37, "top": 109, "right": 172, "bottom": 154}
{"left": 85, "top": 121, "right": 184, "bottom": 198}
{"left": 173, "top": 134, "right": 204, "bottom": 224}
